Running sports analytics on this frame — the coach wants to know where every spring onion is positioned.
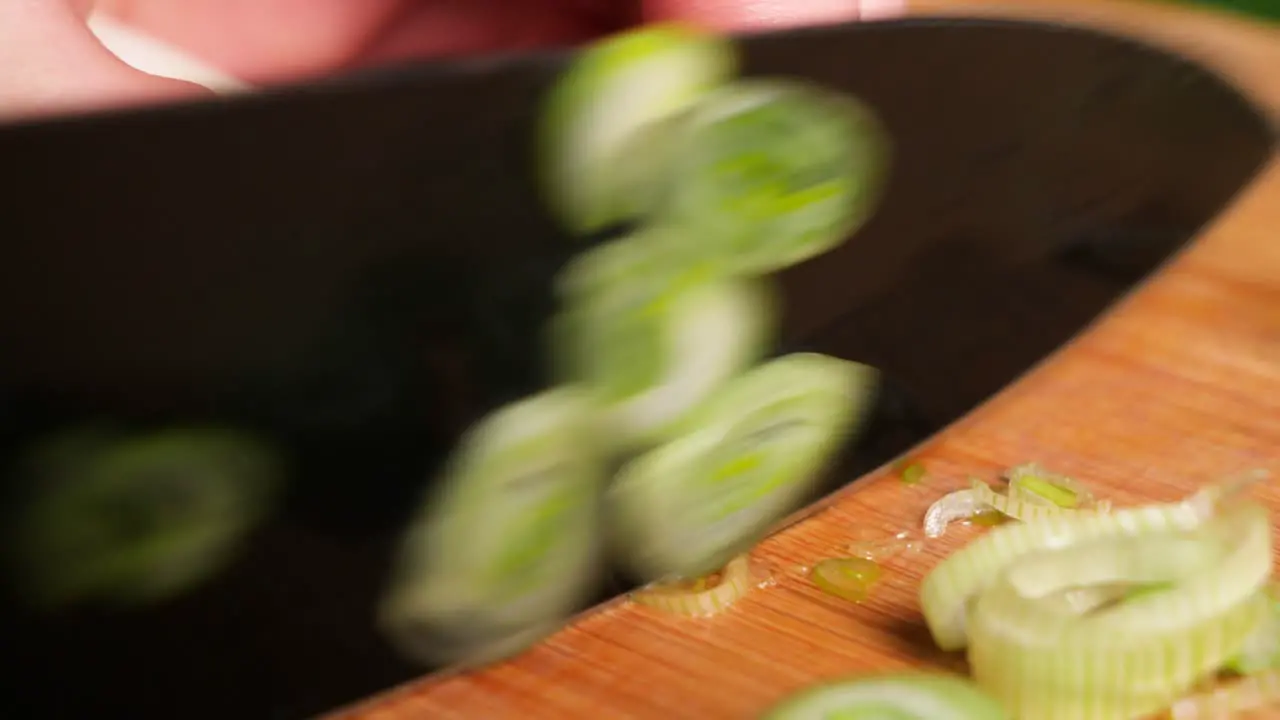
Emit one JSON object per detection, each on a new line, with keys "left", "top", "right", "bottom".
{"left": 1005, "top": 462, "right": 1107, "bottom": 511}
{"left": 920, "top": 474, "right": 1274, "bottom": 719}
{"left": 608, "top": 353, "right": 878, "bottom": 582}
{"left": 378, "top": 388, "right": 605, "bottom": 666}
{"left": 924, "top": 464, "right": 1111, "bottom": 537}
{"left": 924, "top": 476, "right": 1256, "bottom": 649}
{"left": 631, "top": 554, "right": 753, "bottom": 617}
{"left": 968, "top": 477, "right": 1101, "bottom": 524}
{"left": 759, "top": 674, "right": 1011, "bottom": 719}
{"left": 812, "top": 557, "right": 883, "bottom": 603}
{"left": 659, "top": 78, "right": 890, "bottom": 274}
{"left": 12, "top": 428, "right": 279, "bottom": 608}
{"left": 538, "top": 24, "right": 737, "bottom": 235}
{"left": 551, "top": 231, "right": 775, "bottom": 451}
{"left": 923, "top": 488, "right": 985, "bottom": 538}
{"left": 1227, "top": 584, "right": 1280, "bottom": 674}
{"left": 924, "top": 482, "right": 1063, "bottom": 539}
{"left": 9, "top": 425, "right": 280, "bottom": 604}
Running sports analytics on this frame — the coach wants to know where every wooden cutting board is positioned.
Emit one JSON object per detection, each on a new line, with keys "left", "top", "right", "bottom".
{"left": 336, "top": 2, "right": 1280, "bottom": 717}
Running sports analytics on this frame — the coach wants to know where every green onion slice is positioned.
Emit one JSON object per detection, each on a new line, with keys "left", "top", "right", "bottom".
{"left": 923, "top": 488, "right": 986, "bottom": 539}
{"left": 921, "top": 474, "right": 1275, "bottom": 719}
{"left": 631, "top": 554, "right": 753, "bottom": 617}
{"left": 538, "top": 24, "right": 737, "bottom": 235}
{"left": 759, "top": 674, "right": 1011, "bottom": 719}
{"left": 659, "top": 78, "right": 890, "bottom": 274}
{"left": 924, "top": 465, "right": 1112, "bottom": 538}
{"left": 1227, "top": 583, "right": 1280, "bottom": 674}
{"left": 13, "top": 428, "right": 280, "bottom": 608}
{"left": 968, "top": 477, "right": 1104, "bottom": 524}
{"left": 378, "top": 388, "right": 605, "bottom": 666}
{"left": 1004, "top": 462, "right": 1107, "bottom": 511}
{"left": 608, "top": 353, "right": 878, "bottom": 581}
{"left": 551, "top": 231, "right": 775, "bottom": 451}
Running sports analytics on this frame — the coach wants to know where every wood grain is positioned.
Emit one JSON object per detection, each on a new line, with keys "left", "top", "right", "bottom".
{"left": 335, "top": 3, "right": 1280, "bottom": 717}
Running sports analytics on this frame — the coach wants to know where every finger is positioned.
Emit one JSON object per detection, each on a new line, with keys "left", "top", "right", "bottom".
{"left": 641, "top": 0, "right": 904, "bottom": 30}
{"left": 0, "top": 0, "right": 207, "bottom": 123}
{"left": 354, "top": 0, "right": 607, "bottom": 69}
{"left": 96, "top": 0, "right": 404, "bottom": 83}
{"left": 97, "top": 0, "right": 615, "bottom": 85}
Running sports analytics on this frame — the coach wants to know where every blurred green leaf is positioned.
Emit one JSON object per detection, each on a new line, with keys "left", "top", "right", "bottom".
{"left": 1174, "top": 0, "right": 1280, "bottom": 21}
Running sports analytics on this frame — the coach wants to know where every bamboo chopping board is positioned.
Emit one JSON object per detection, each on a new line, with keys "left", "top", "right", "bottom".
{"left": 337, "top": 3, "right": 1280, "bottom": 717}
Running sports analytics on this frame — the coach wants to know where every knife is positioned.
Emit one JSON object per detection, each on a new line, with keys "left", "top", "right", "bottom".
{"left": 0, "top": 17, "right": 1271, "bottom": 720}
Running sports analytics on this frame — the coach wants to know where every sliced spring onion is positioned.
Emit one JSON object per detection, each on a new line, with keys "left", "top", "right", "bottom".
{"left": 631, "top": 554, "right": 753, "bottom": 617}
{"left": 923, "top": 478, "right": 1254, "bottom": 651}
{"left": 1169, "top": 670, "right": 1280, "bottom": 719}
{"left": 759, "top": 674, "right": 1011, "bottom": 719}
{"left": 609, "top": 353, "right": 878, "bottom": 581}
{"left": 924, "top": 464, "right": 1112, "bottom": 537}
{"left": 812, "top": 557, "right": 883, "bottom": 603}
{"left": 13, "top": 428, "right": 280, "bottom": 607}
{"left": 538, "top": 24, "right": 737, "bottom": 235}
{"left": 1227, "top": 584, "right": 1280, "bottom": 674}
{"left": 923, "top": 488, "right": 985, "bottom": 538}
{"left": 551, "top": 231, "right": 775, "bottom": 451}
{"left": 1005, "top": 462, "right": 1107, "bottom": 511}
{"left": 378, "top": 388, "right": 605, "bottom": 666}
{"left": 969, "top": 477, "right": 1100, "bottom": 524}
{"left": 658, "top": 78, "right": 890, "bottom": 274}
{"left": 921, "top": 476, "right": 1274, "bottom": 719}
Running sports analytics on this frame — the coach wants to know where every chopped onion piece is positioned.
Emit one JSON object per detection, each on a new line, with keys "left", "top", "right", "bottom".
{"left": 969, "top": 478, "right": 1103, "bottom": 524}
{"left": 378, "top": 389, "right": 606, "bottom": 667}
{"left": 551, "top": 231, "right": 775, "bottom": 451}
{"left": 631, "top": 554, "right": 753, "bottom": 617}
{"left": 538, "top": 24, "right": 737, "bottom": 235}
{"left": 921, "top": 475, "right": 1274, "bottom": 719}
{"left": 608, "top": 353, "right": 878, "bottom": 581}
{"left": 13, "top": 429, "right": 280, "bottom": 608}
{"left": 1228, "top": 584, "right": 1280, "bottom": 674}
{"left": 924, "top": 488, "right": 986, "bottom": 538}
{"left": 760, "top": 674, "right": 1011, "bottom": 719}
{"left": 660, "top": 78, "right": 890, "bottom": 274}
{"left": 1004, "top": 462, "right": 1108, "bottom": 512}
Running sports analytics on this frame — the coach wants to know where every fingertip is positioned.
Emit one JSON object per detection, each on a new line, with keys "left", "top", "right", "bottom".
{"left": 859, "top": 0, "right": 906, "bottom": 21}
{"left": 641, "top": 0, "right": 903, "bottom": 31}
{"left": 0, "top": 0, "right": 210, "bottom": 123}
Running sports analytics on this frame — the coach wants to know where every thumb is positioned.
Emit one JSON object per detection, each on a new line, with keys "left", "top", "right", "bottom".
{"left": 0, "top": 0, "right": 207, "bottom": 123}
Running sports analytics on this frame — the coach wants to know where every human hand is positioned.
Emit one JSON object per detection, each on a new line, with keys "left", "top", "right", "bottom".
{"left": 0, "top": 0, "right": 904, "bottom": 122}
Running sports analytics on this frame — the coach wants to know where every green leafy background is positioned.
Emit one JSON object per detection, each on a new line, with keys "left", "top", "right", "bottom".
{"left": 1177, "top": 0, "right": 1280, "bottom": 21}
